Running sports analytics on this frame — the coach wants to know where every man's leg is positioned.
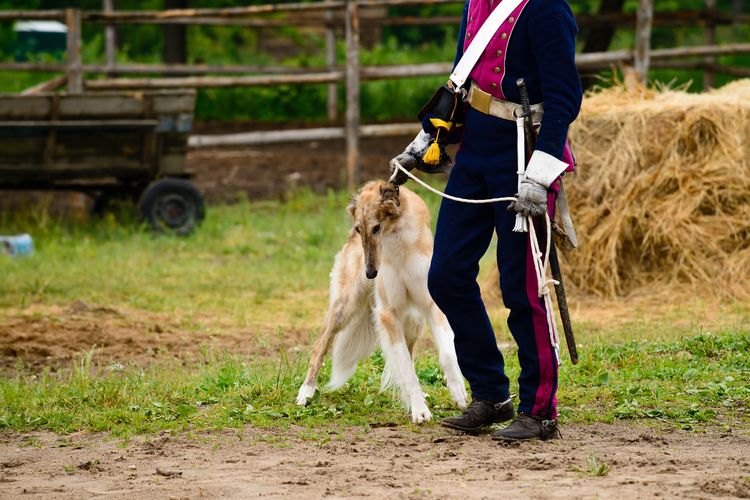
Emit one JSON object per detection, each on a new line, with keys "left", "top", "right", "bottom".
{"left": 428, "top": 163, "right": 513, "bottom": 431}
{"left": 490, "top": 189, "right": 561, "bottom": 441}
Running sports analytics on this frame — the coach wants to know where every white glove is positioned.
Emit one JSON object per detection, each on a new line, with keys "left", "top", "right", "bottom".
{"left": 510, "top": 178, "right": 548, "bottom": 218}
{"left": 510, "top": 150, "right": 570, "bottom": 217}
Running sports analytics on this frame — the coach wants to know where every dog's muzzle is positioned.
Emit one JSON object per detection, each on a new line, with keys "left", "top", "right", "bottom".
{"left": 366, "top": 267, "right": 378, "bottom": 279}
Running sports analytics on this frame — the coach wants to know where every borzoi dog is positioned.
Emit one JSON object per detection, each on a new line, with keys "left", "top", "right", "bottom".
{"left": 296, "top": 180, "right": 468, "bottom": 423}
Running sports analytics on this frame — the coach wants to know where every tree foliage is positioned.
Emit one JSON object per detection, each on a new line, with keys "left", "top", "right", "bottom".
{"left": 0, "top": 1, "right": 748, "bottom": 121}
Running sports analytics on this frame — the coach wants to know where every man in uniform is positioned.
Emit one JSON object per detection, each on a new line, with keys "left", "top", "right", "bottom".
{"left": 391, "top": 0, "right": 582, "bottom": 441}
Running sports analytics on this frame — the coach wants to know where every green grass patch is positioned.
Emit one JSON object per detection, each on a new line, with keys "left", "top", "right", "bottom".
{"left": 0, "top": 187, "right": 444, "bottom": 330}
{"left": 1, "top": 330, "right": 747, "bottom": 437}
{"left": 0, "top": 190, "right": 352, "bottom": 326}
{"left": 1, "top": 189, "right": 748, "bottom": 437}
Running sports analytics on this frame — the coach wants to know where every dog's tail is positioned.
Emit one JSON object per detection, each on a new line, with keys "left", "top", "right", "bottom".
{"left": 326, "top": 316, "right": 378, "bottom": 390}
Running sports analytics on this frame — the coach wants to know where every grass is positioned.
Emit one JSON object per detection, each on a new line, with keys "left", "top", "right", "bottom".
{"left": 3, "top": 188, "right": 745, "bottom": 340}
{"left": 1, "top": 189, "right": 749, "bottom": 437}
{"left": 585, "top": 455, "right": 611, "bottom": 477}
{"left": 0, "top": 330, "right": 748, "bottom": 437}
{"left": 0, "top": 189, "right": 364, "bottom": 330}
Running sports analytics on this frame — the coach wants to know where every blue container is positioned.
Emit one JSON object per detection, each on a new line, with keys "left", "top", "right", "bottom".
{"left": 0, "top": 234, "right": 34, "bottom": 257}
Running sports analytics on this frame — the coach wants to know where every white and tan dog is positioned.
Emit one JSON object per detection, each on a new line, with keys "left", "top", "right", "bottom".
{"left": 296, "top": 180, "right": 468, "bottom": 423}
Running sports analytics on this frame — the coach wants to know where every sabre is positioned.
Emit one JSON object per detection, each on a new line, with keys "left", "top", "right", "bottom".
{"left": 516, "top": 78, "right": 579, "bottom": 364}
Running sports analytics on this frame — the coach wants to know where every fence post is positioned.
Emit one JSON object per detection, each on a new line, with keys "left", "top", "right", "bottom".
{"left": 65, "top": 8, "right": 83, "bottom": 93}
{"left": 325, "top": 9, "right": 338, "bottom": 122}
{"left": 704, "top": 0, "right": 717, "bottom": 89}
{"left": 103, "top": 0, "right": 117, "bottom": 75}
{"left": 733, "top": 0, "right": 745, "bottom": 17}
{"left": 344, "top": 0, "right": 361, "bottom": 189}
{"left": 634, "top": 0, "right": 653, "bottom": 84}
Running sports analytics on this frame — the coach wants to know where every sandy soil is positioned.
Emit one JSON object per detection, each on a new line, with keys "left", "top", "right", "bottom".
{"left": 0, "top": 302, "right": 309, "bottom": 371}
{"left": 1, "top": 423, "right": 749, "bottom": 499}
{"left": 3, "top": 291, "right": 745, "bottom": 371}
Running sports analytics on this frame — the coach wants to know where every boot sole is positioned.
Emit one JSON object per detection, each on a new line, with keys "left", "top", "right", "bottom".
{"left": 491, "top": 434, "right": 536, "bottom": 442}
{"left": 440, "top": 414, "right": 514, "bottom": 434}
{"left": 439, "top": 421, "right": 485, "bottom": 434}
{"left": 491, "top": 432, "right": 560, "bottom": 442}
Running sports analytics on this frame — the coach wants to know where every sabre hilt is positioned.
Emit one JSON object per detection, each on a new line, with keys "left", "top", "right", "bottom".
{"left": 516, "top": 78, "right": 536, "bottom": 156}
{"left": 516, "top": 78, "right": 532, "bottom": 119}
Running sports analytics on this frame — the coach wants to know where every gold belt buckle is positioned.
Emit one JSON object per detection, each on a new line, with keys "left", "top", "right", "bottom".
{"left": 471, "top": 86, "right": 492, "bottom": 115}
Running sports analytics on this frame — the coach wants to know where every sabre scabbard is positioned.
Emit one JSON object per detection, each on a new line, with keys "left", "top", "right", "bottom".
{"left": 516, "top": 78, "right": 579, "bottom": 365}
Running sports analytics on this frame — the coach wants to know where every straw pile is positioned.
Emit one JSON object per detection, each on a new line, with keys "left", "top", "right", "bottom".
{"left": 489, "top": 79, "right": 750, "bottom": 299}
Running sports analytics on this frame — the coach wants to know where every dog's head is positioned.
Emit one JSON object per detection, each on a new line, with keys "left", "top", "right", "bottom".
{"left": 348, "top": 181, "right": 402, "bottom": 280}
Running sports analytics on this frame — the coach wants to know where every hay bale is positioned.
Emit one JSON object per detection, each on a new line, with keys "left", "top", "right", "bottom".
{"left": 563, "top": 80, "right": 750, "bottom": 298}
{"left": 482, "top": 80, "right": 750, "bottom": 300}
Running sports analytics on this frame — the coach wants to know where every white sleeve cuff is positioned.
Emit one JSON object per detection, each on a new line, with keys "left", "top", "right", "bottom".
{"left": 525, "top": 150, "right": 568, "bottom": 188}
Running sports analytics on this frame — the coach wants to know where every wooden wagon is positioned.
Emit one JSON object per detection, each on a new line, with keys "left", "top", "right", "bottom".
{"left": 0, "top": 90, "right": 204, "bottom": 235}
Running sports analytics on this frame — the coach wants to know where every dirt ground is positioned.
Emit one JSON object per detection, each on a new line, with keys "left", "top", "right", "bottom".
{"left": 1, "top": 423, "right": 749, "bottom": 499}
{"left": 0, "top": 302, "right": 311, "bottom": 371}
{"left": 0, "top": 135, "right": 435, "bottom": 211}
{"left": 187, "top": 136, "right": 427, "bottom": 202}
{"left": 2, "top": 291, "right": 743, "bottom": 372}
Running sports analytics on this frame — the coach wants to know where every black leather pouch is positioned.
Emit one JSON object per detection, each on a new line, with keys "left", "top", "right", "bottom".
{"left": 418, "top": 84, "right": 465, "bottom": 122}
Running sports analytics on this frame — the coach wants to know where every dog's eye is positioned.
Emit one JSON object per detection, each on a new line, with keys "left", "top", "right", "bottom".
{"left": 355, "top": 226, "right": 361, "bottom": 234}
{"left": 372, "top": 224, "right": 381, "bottom": 234}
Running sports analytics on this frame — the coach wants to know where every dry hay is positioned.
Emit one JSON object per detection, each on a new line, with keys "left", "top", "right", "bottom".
{"left": 487, "top": 79, "right": 750, "bottom": 299}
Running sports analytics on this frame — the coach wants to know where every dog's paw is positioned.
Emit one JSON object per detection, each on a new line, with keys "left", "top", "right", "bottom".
{"left": 296, "top": 384, "right": 317, "bottom": 406}
{"left": 447, "top": 379, "right": 469, "bottom": 410}
{"left": 410, "top": 400, "right": 432, "bottom": 424}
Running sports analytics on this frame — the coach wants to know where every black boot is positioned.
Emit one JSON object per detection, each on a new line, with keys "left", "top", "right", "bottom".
{"left": 491, "top": 412, "right": 560, "bottom": 442}
{"left": 440, "top": 399, "right": 514, "bottom": 433}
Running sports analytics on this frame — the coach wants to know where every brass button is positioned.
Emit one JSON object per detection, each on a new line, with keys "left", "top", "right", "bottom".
{"left": 496, "top": 49, "right": 503, "bottom": 57}
{"left": 490, "top": 82, "right": 498, "bottom": 89}
{"left": 494, "top": 66, "right": 501, "bottom": 73}
{"left": 501, "top": 32, "right": 508, "bottom": 40}
{"left": 508, "top": 16, "right": 515, "bottom": 24}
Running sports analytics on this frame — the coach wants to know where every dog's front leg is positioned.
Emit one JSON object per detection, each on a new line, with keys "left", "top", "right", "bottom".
{"left": 405, "top": 267, "right": 469, "bottom": 411}
{"left": 426, "top": 304, "right": 469, "bottom": 410}
{"left": 375, "top": 305, "right": 432, "bottom": 423}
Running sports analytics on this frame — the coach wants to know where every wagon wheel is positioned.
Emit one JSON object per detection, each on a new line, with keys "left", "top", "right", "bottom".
{"left": 138, "top": 178, "right": 205, "bottom": 236}
{"left": 90, "top": 192, "right": 111, "bottom": 216}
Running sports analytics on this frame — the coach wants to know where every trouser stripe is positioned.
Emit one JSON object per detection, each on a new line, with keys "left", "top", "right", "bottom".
{"left": 525, "top": 222, "right": 558, "bottom": 419}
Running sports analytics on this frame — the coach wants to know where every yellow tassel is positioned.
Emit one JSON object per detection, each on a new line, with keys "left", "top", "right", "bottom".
{"left": 423, "top": 141, "right": 442, "bottom": 165}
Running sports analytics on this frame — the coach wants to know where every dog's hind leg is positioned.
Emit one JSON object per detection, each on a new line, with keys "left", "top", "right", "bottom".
{"left": 376, "top": 305, "right": 432, "bottom": 423}
{"left": 297, "top": 296, "right": 352, "bottom": 406}
{"left": 327, "top": 309, "right": 377, "bottom": 390}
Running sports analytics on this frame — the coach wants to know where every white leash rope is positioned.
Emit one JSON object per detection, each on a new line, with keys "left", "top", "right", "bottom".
{"left": 527, "top": 208, "right": 561, "bottom": 365}
{"left": 390, "top": 162, "right": 516, "bottom": 205}
{"left": 389, "top": 151, "right": 562, "bottom": 365}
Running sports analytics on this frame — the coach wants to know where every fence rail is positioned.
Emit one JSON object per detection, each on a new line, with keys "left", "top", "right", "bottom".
{"left": 2, "top": 5, "right": 749, "bottom": 26}
{"left": 1, "top": 0, "right": 749, "bottom": 188}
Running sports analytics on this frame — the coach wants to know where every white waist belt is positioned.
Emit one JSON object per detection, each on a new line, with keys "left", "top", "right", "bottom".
{"left": 467, "top": 82, "right": 544, "bottom": 124}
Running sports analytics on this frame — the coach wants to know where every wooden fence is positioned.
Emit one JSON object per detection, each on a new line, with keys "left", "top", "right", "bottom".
{"left": 1, "top": 0, "right": 749, "bottom": 188}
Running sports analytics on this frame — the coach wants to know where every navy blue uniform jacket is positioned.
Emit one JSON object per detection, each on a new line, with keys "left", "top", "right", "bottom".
{"left": 454, "top": 0, "right": 582, "bottom": 162}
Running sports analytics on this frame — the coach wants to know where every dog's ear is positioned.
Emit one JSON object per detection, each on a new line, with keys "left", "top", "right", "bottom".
{"left": 379, "top": 182, "right": 401, "bottom": 219}
{"left": 347, "top": 196, "right": 357, "bottom": 219}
